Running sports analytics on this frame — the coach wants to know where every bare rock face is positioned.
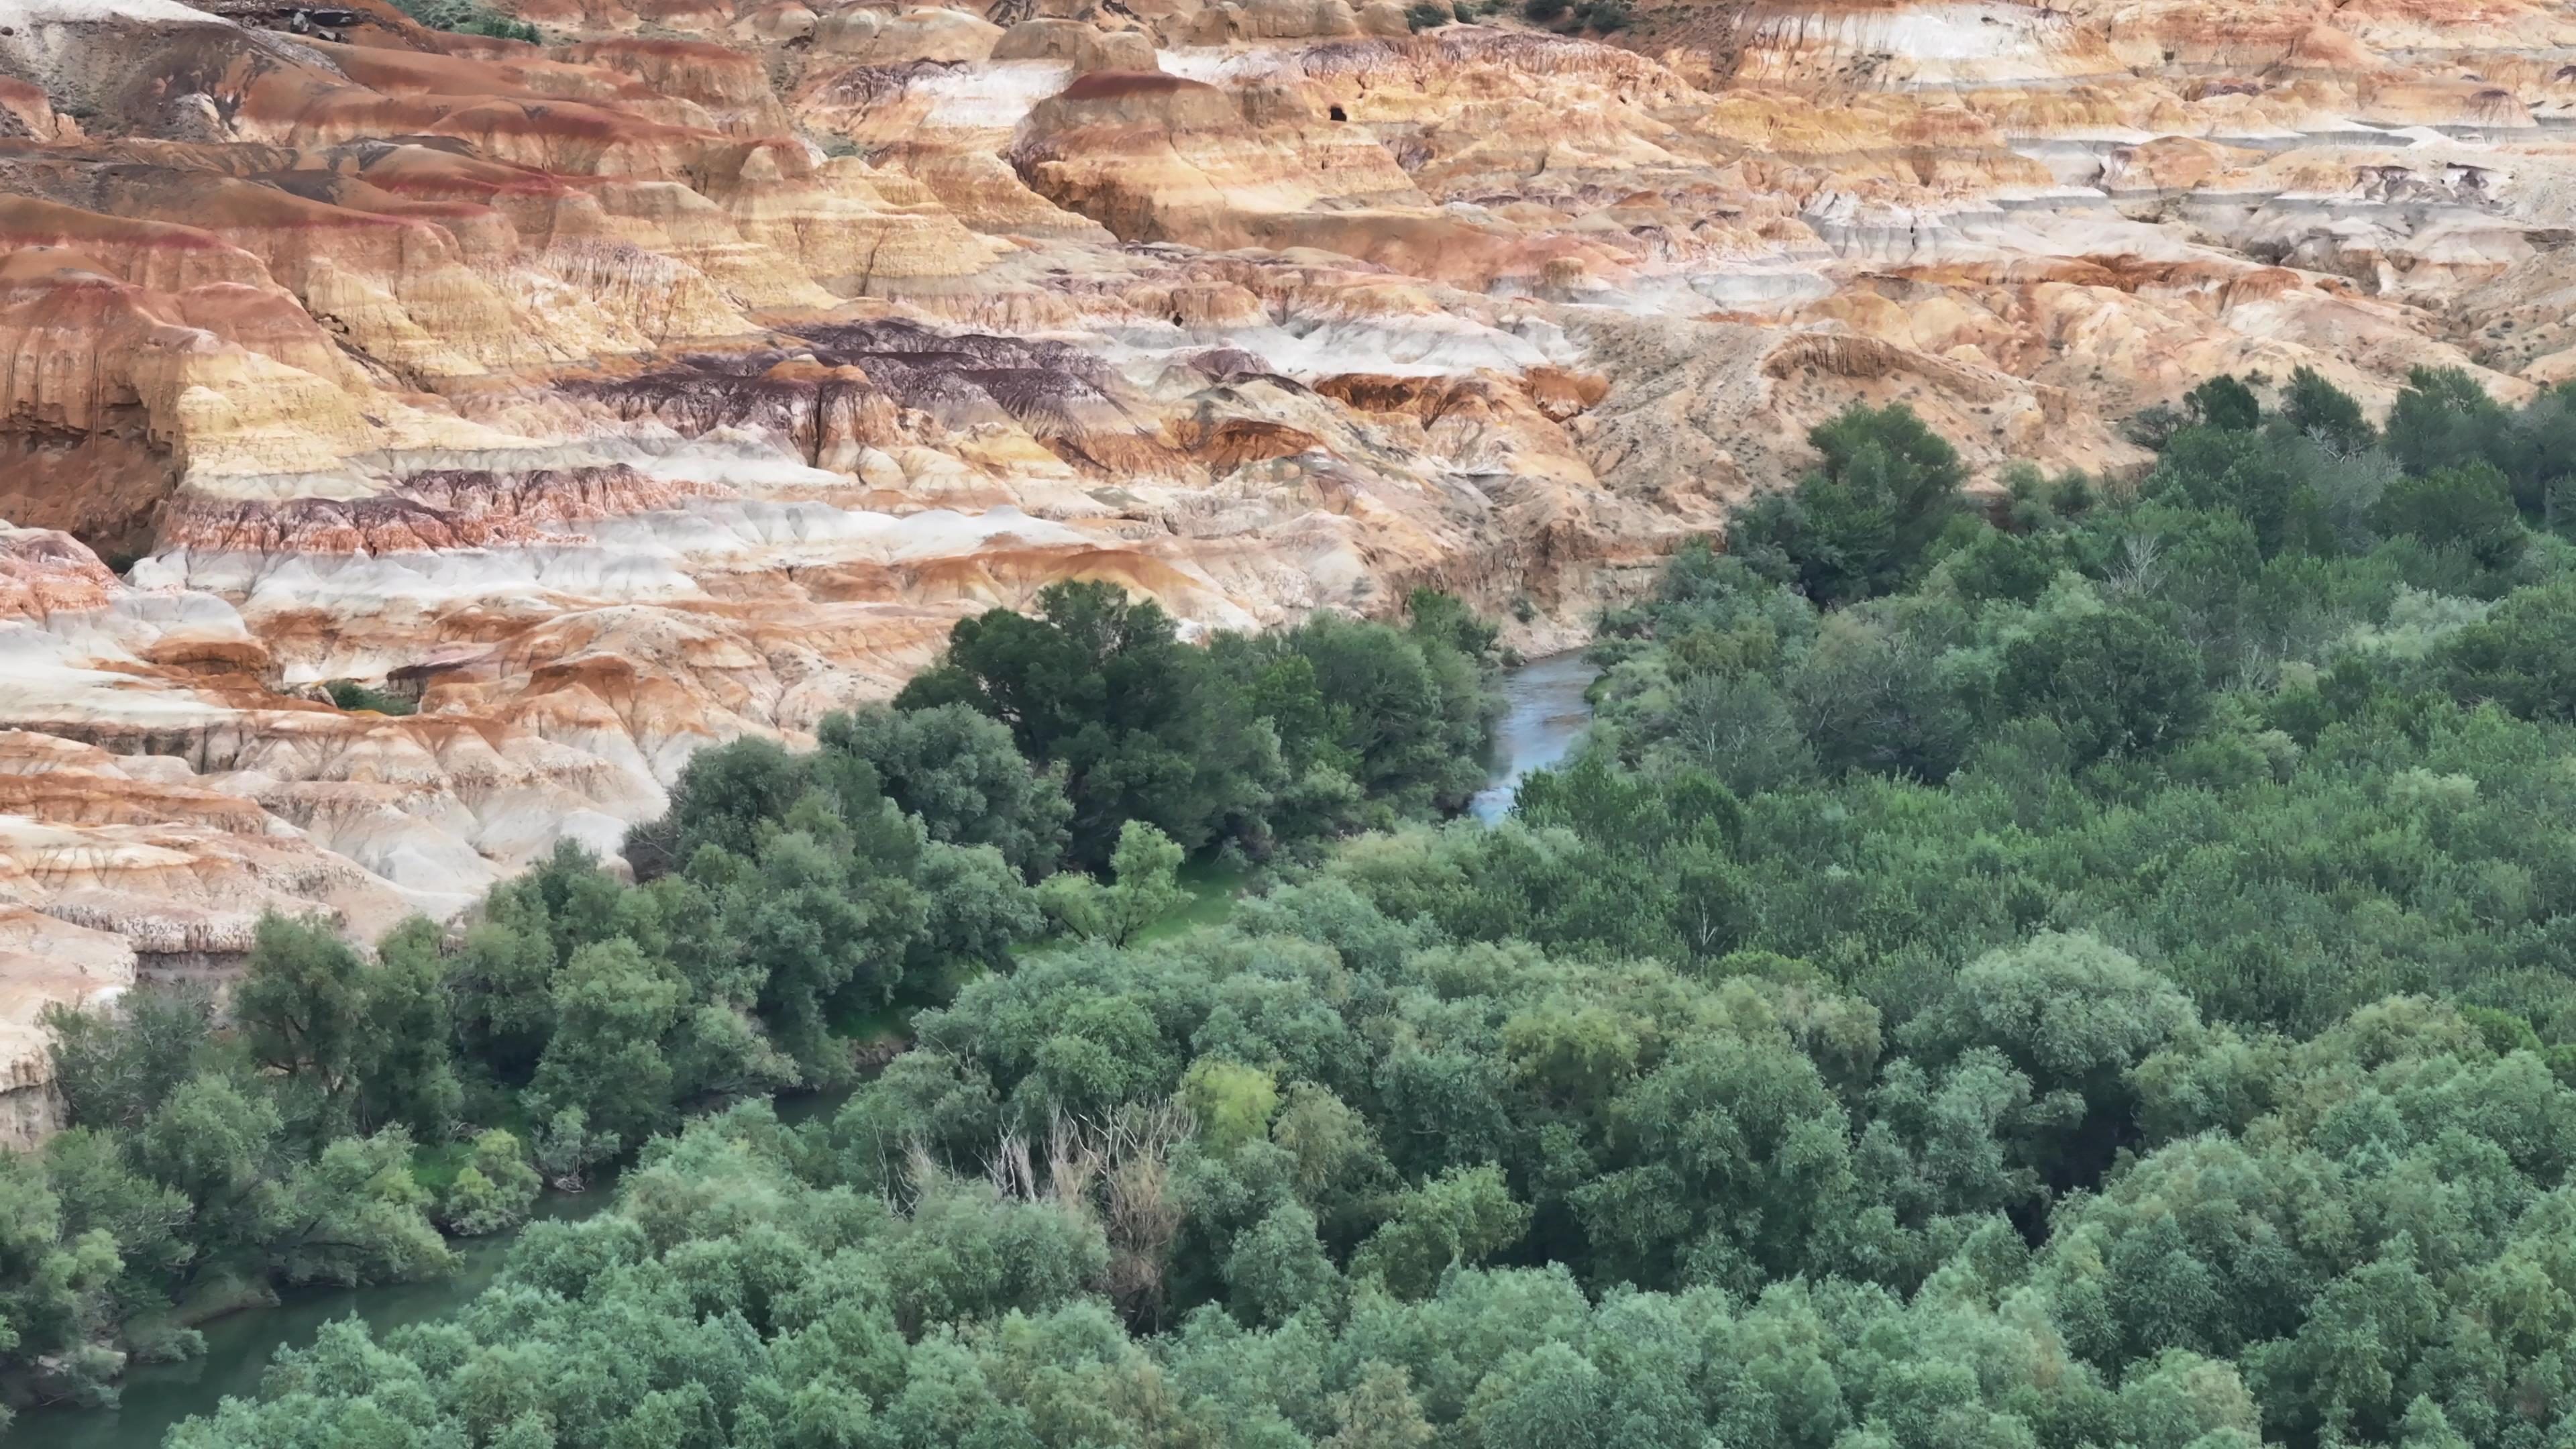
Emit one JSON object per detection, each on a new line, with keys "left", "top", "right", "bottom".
{"left": 0, "top": 0, "right": 2568, "bottom": 1122}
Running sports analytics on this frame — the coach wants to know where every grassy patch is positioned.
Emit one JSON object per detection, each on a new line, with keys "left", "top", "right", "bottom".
{"left": 1128, "top": 858, "right": 1248, "bottom": 946}
{"left": 410, "top": 1139, "right": 473, "bottom": 1197}
{"left": 828, "top": 1000, "right": 915, "bottom": 1044}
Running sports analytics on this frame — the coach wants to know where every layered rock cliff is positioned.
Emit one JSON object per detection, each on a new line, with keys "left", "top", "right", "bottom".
{"left": 0, "top": 0, "right": 2566, "bottom": 1125}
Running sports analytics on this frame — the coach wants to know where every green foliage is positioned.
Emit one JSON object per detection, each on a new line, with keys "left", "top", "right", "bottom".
{"left": 1905, "top": 931, "right": 2197, "bottom": 1092}
{"left": 1038, "top": 819, "right": 1191, "bottom": 947}
{"left": 899, "top": 580, "right": 1497, "bottom": 867}
{"left": 529, "top": 938, "right": 688, "bottom": 1147}
{"left": 626, "top": 735, "right": 824, "bottom": 871}
{"left": 232, "top": 913, "right": 375, "bottom": 1106}
{"left": 1731, "top": 402, "right": 1969, "bottom": 606}
{"left": 320, "top": 680, "right": 416, "bottom": 716}
{"left": 361, "top": 919, "right": 465, "bottom": 1138}
{"left": 388, "top": 0, "right": 541, "bottom": 41}
{"left": 2282, "top": 365, "right": 2375, "bottom": 453}
{"left": 1182, "top": 1058, "right": 1281, "bottom": 1154}
{"left": 1352, "top": 1165, "right": 1530, "bottom": 1297}
{"left": 1224, "top": 1200, "right": 1340, "bottom": 1326}
{"left": 40, "top": 987, "right": 215, "bottom": 1132}
{"left": 441, "top": 1130, "right": 541, "bottom": 1236}
{"left": 1994, "top": 606, "right": 2209, "bottom": 763}
{"left": 816, "top": 703, "right": 1073, "bottom": 878}
{"left": 2185, "top": 373, "right": 2263, "bottom": 431}
{"left": 0, "top": 1153, "right": 120, "bottom": 1399}
{"left": 125, "top": 909, "right": 2576, "bottom": 1449}
{"left": 2386, "top": 365, "right": 2512, "bottom": 478}
{"left": 7, "top": 979, "right": 462, "bottom": 1403}
{"left": 724, "top": 826, "right": 928, "bottom": 1081}
{"left": 1403, "top": 1, "right": 1448, "bottom": 29}
{"left": 896, "top": 580, "right": 1285, "bottom": 865}
{"left": 531, "top": 1106, "right": 618, "bottom": 1190}
{"left": 2434, "top": 576, "right": 2576, "bottom": 720}
{"left": 2372, "top": 462, "right": 2526, "bottom": 570}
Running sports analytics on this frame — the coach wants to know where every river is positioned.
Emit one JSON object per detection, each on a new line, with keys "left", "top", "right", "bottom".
{"left": 38, "top": 653, "right": 1597, "bottom": 1449}
{"left": 38, "top": 1185, "right": 616, "bottom": 1449}
{"left": 1470, "top": 651, "right": 1598, "bottom": 823}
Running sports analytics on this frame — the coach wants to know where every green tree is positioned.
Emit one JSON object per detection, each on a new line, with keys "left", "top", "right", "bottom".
{"left": 125, "top": 1069, "right": 286, "bottom": 1275}
{"left": 447, "top": 908, "right": 559, "bottom": 1082}
{"left": 1183, "top": 1058, "right": 1281, "bottom": 1154}
{"left": 1734, "top": 403, "right": 1968, "bottom": 605}
{"left": 909, "top": 841, "right": 1043, "bottom": 980}
{"left": 878, "top": 1171, "right": 1110, "bottom": 1332}
{"left": 1464, "top": 1341, "right": 1605, "bottom": 1449}
{"left": 528, "top": 940, "right": 686, "bottom": 1148}
{"left": 441, "top": 1130, "right": 542, "bottom": 1236}
{"left": 42, "top": 987, "right": 215, "bottom": 1132}
{"left": 628, "top": 736, "right": 824, "bottom": 875}
{"left": 529, "top": 1106, "right": 618, "bottom": 1191}
{"left": 1326, "top": 1362, "right": 1438, "bottom": 1449}
{"left": 1224, "top": 1201, "right": 1340, "bottom": 1326}
{"left": 896, "top": 580, "right": 1281, "bottom": 865}
{"left": 1903, "top": 932, "right": 2197, "bottom": 1186}
{"left": 2385, "top": 366, "right": 2510, "bottom": 479}
{"left": 2280, "top": 366, "right": 2374, "bottom": 453}
{"left": 358, "top": 918, "right": 464, "bottom": 1138}
{"left": 1407, "top": 588, "right": 1501, "bottom": 663}
{"left": 1038, "top": 819, "right": 1188, "bottom": 947}
{"left": 2115, "top": 1350, "right": 2262, "bottom": 1449}
{"left": 1352, "top": 1165, "right": 1531, "bottom": 1298}
{"left": 1271, "top": 609, "right": 1496, "bottom": 815}
{"left": 818, "top": 703, "right": 1072, "bottom": 877}
{"left": 1946, "top": 527, "right": 2059, "bottom": 606}
{"left": 720, "top": 826, "right": 928, "bottom": 1079}
{"left": 2434, "top": 578, "right": 2576, "bottom": 722}
{"left": 40, "top": 1128, "right": 193, "bottom": 1317}
{"left": 0, "top": 1154, "right": 121, "bottom": 1403}
{"left": 2185, "top": 375, "right": 2262, "bottom": 432}
{"left": 1994, "top": 608, "right": 2208, "bottom": 763}
{"left": 268, "top": 1130, "right": 455, "bottom": 1287}
{"left": 1904, "top": 932, "right": 2198, "bottom": 1095}
{"left": 231, "top": 914, "right": 373, "bottom": 1110}
{"left": 2371, "top": 462, "right": 2525, "bottom": 570}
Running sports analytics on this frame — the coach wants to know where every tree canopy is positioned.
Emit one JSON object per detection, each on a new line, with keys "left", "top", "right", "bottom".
{"left": 24, "top": 375, "right": 2576, "bottom": 1449}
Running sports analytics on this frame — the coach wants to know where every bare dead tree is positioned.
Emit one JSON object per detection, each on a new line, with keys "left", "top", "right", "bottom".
{"left": 1046, "top": 1109, "right": 1105, "bottom": 1218}
{"left": 987, "top": 1127, "right": 1039, "bottom": 1203}
{"left": 2105, "top": 532, "right": 2165, "bottom": 599}
{"left": 898, "top": 1141, "right": 942, "bottom": 1213}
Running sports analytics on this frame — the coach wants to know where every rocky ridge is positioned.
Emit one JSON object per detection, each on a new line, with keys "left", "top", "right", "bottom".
{"left": 0, "top": 0, "right": 2567, "bottom": 1129}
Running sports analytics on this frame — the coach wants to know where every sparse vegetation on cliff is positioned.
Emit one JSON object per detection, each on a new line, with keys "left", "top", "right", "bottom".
{"left": 386, "top": 0, "right": 542, "bottom": 42}
{"left": 320, "top": 680, "right": 416, "bottom": 716}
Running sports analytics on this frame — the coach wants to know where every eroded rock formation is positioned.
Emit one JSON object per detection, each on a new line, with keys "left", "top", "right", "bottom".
{"left": 0, "top": 0, "right": 2567, "bottom": 1122}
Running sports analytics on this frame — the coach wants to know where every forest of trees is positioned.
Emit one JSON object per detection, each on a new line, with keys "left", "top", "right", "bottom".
{"left": 0, "top": 586, "right": 1501, "bottom": 1431}
{"left": 12, "top": 365, "right": 2576, "bottom": 1449}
